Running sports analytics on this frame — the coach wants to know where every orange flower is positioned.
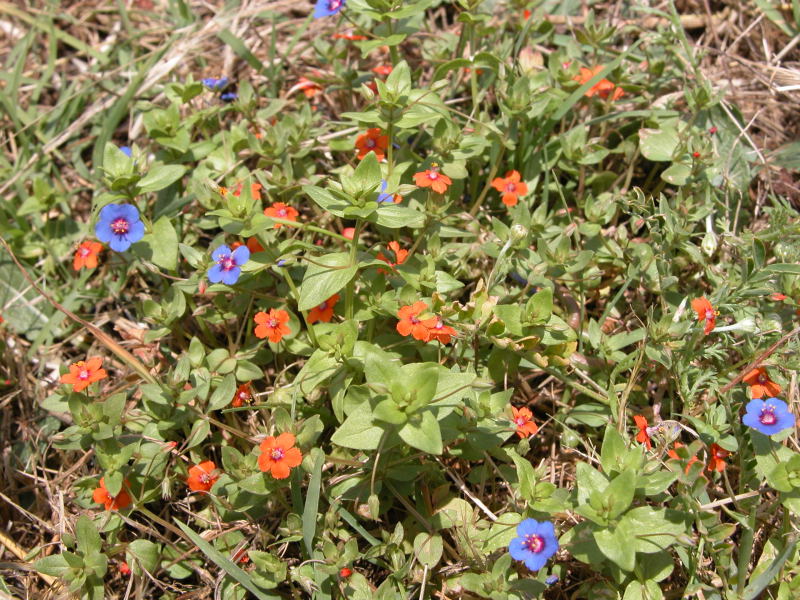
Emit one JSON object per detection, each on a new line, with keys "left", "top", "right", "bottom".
{"left": 118, "top": 562, "right": 131, "bottom": 576}
{"left": 60, "top": 357, "right": 108, "bottom": 393}
{"left": 355, "top": 128, "right": 389, "bottom": 160}
{"left": 258, "top": 432, "right": 303, "bottom": 479}
{"left": 396, "top": 301, "right": 437, "bottom": 341}
{"left": 92, "top": 477, "right": 132, "bottom": 511}
{"left": 372, "top": 65, "right": 392, "bottom": 76}
{"left": 254, "top": 309, "right": 291, "bottom": 343}
{"left": 634, "top": 415, "right": 652, "bottom": 450}
{"left": 427, "top": 318, "right": 456, "bottom": 345}
{"left": 292, "top": 77, "right": 322, "bottom": 98}
{"left": 413, "top": 164, "right": 452, "bottom": 194}
{"left": 332, "top": 31, "right": 367, "bottom": 41}
{"left": 511, "top": 406, "right": 539, "bottom": 438}
{"left": 666, "top": 442, "right": 699, "bottom": 474}
{"left": 573, "top": 66, "right": 624, "bottom": 100}
{"left": 706, "top": 443, "right": 730, "bottom": 473}
{"left": 234, "top": 182, "right": 262, "bottom": 201}
{"left": 187, "top": 461, "right": 219, "bottom": 492}
{"left": 770, "top": 292, "right": 787, "bottom": 301}
{"left": 247, "top": 237, "right": 265, "bottom": 253}
{"left": 73, "top": 241, "right": 103, "bottom": 271}
{"left": 490, "top": 170, "right": 528, "bottom": 207}
{"left": 308, "top": 294, "right": 340, "bottom": 324}
{"left": 342, "top": 227, "right": 356, "bottom": 240}
{"left": 690, "top": 297, "right": 716, "bottom": 335}
{"left": 742, "top": 367, "right": 782, "bottom": 399}
{"left": 523, "top": 9, "right": 531, "bottom": 19}
{"left": 264, "top": 202, "right": 299, "bottom": 229}
{"left": 377, "top": 241, "right": 408, "bottom": 273}
{"left": 232, "top": 383, "right": 253, "bottom": 407}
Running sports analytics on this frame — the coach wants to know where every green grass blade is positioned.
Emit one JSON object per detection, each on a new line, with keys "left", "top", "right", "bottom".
{"left": 302, "top": 448, "right": 325, "bottom": 557}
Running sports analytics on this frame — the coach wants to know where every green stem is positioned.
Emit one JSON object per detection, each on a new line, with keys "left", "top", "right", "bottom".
{"left": 345, "top": 220, "right": 364, "bottom": 320}
{"left": 282, "top": 269, "right": 318, "bottom": 347}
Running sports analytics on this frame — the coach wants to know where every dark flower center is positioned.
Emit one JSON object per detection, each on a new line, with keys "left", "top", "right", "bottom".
{"left": 319, "top": 301, "right": 328, "bottom": 310}
{"left": 111, "top": 218, "right": 129, "bottom": 235}
{"left": 704, "top": 309, "right": 714, "bottom": 321}
{"left": 271, "top": 448, "right": 285, "bottom": 460}
{"left": 505, "top": 182, "right": 517, "bottom": 193}
{"left": 760, "top": 407, "right": 777, "bottom": 426}
{"left": 758, "top": 374, "right": 767, "bottom": 384}
{"left": 269, "top": 318, "right": 278, "bottom": 328}
{"left": 366, "top": 138, "right": 376, "bottom": 148}
{"left": 78, "top": 369, "right": 90, "bottom": 380}
{"left": 522, "top": 534, "right": 545, "bottom": 553}
{"left": 329, "top": 0, "right": 342, "bottom": 10}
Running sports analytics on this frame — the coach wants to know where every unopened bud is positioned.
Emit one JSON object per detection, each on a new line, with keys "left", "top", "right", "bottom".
{"left": 510, "top": 224, "right": 528, "bottom": 243}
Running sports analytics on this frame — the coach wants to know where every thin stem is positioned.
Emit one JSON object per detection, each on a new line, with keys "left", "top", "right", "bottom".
{"left": 345, "top": 220, "right": 364, "bottom": 319}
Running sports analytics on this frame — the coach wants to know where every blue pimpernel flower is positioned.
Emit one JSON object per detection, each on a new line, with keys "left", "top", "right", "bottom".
{"left": 207, "top": 245, "right": 250, "bottom": 285}
{"left": 742, "top": 397, "right": 795, "bottom": 436}
{"left": 95, "top": 203, "right": 145, "bottom": 252}
{"left": 313, "top": 0, "right": 345, "bottom": 18}
{"left": 220, "top": 91, "right": 238, "bottom": 102}
{"left": 119, "top": 146, "right": 132, "bottom": 157}
{"left": 376, "top": 180, "right": 394, "bottom": 203}
{"left": 545, "top": 574, "right": 559, "bottom": 586}
{"left": 202, "top": 77, "right": 229, "bottom": 90}
{"left": 508, "top": 519, "right": 558, "bottom": 572}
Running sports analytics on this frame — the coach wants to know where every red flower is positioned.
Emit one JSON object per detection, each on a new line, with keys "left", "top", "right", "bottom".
{"left": 490, "top": 170, "right": 528, "bottom": 207}
{"left": 118, "top": 562, "right": 131, "bottom": 576}
{"left": 706, "top": 443, "right": 730, "bottom": 473}
{"left": 523, "top": 9, "right": 531, "bottom": 19}
{"left": 60, "top": 357, "right": 108, "bottom": 393}
{"left": 339, "top": 567, "right": 353, "bottom": 578}
{"left": 413, "top": 165, "right": 452, "bottom": 194}
{"left": 264, "top": 202, "right": 299, "bottom": 228}
{"left": 427, "top": 318, "right": 456, "bottom": 345}
{"left": 690, "top": 297, "right": 716, "bottom": 335}
{"left": 355, "top": 128, "right": 389, "bottom": 160}
{"left": 342, "top": 227, "right": 356, "bottom": 240}
{"left": 73, "top": 241, "right": 103, "bottom": 271}
{"left": 770, "top": 293, "right": 787, "bottom": 301}
{"left": 92, "top": 477, "right": 132, "bottom": 511}
{"left": 742, "top": 367, "right": 782, "bottom": 399}
{"left": 187, "top": 461, "right": 219, "bottom": 492}
{"left": 232, "top": 383, "right": 254, "bottom": 407}
{"left": 574, "top": 66, "right": 624, "bottom": 100}
{"left": 511, "top": 406, "right": 539, "bottom": 438}
{"left": 372, "top": 65, "right": 392, "bottom": 76}
{"left": 377, "top": 241, "right": 408, "bottom": 273}
{"left": 308, "top": 294, "right": 340, "bottom": 324}
{"left": 234, "top": 182, "right": 263, "bottom": 201}
{"left": 292, "top": 77, "right": 322, "bottom": 98}
{"left": 666, "top": 442, "right": 699, "bottom": 474}
{"left": 333, "top": 31, "right": 367, "bottom": 41}
{"left": 258, "top": 432, "right": 303, "bottom": 479}
{"left": 634, "top": 415, "right": 652, "bottom": 450}
{"left": 396, "top": 301, "right": 437, "bottom": 341}
{"left": 247, "top": 237, "right": 265, "bottom": 253}
{"left": 254, "top": 309, "right": 291, "bottom": 343}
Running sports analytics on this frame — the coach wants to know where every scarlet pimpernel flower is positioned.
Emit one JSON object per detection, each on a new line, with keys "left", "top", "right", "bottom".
{"left": 511, "top": 406, "right": 539, "bottom": 438}
{"left": 232, "top": 383, "right": 253, "bottom": 407}
{"left": 742, "top": 367, "right": 782, "bottom": 399}
{"left": 427, "top": 319, "right": 456, "bottom": 344}
{"left": 258, "top": 432, "right": 303, "bottom": 479}
{"left": 633, "top": 415, "right": 652, "bottom": 449}
{"left": 355, "top": 128, "right": 389, "bottom": 160}
{"left": 372, "top": 65, "right": 392, "bottom": 76}
{"left": 509, "top": 519, "right": 558, "bottom": 572}
{"left": 690, "top": 297, "right": 716, "bottom": 335}
{"left": 187, "top": 461, "right": 219, "bottom": 492}
{"left": 291, "top": 77, "right": 322, "bottom": 98}
{"left": 332, "top": 31, "right": 366, "bottom": 41}
{"left": 73, "top": 241, "right": 103, "bottom": 271}
{"left": 60, "top": 357, "right": 107, "bottom": 393}
{"left": 264, "top": 202, "right": 299, "bottom": 228}
{"left": 377, "top": 241, "right": 408, "bottom": 272}
{"left": 667, "top": 442, "right": 698, "bottom": 473}
{"left": 491, "top": 170, "right": 528, "bottom": 206}
{"left": 254, "top": 309, "right": 291, "bottom": 343}
{"left": 396, "top": 301, "right": 436, "bottom": 341}
{"left": 208, "top": 244, "right": 250, "bottom": 285}
{"left": 308, "top": 294, "right": 340, "bottom": 324}
{"left": 93, "top": 477, "right": 132, "bottom": 511}
{"left": 95, "top": 203, "right": 145, "bottom": 252}
{"left": 413, "top": 164, "right": 452, "bottom": 194}
{"left": 706, "top": 443, "right": 730, "bottom": 473}
{"left": 574, "top": 66, "right": 624, "bottom": 100}
{"left": 313, "top": 0, "right": 344, "bottom": 18}
{"left": 742, "top": 398, "right": 796, "bottom": 436}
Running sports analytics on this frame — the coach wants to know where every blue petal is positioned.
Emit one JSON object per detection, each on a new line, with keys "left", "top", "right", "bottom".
{"left": 207, "top": 265, "right": 224, "bottom": 283}
{"left": 127, "top": 219, "right": 145, "bottom": 244}
{"left": 313, "top": 0, "right": 343, "bottom": 17}
{"left": 380, "top": 180, "right": 388, "bottom": 192}
{"left": 517, "top": 518, "right": 540, "bottom": 537}
{"left": 523, "top": 552, "right": 548, "bottom": 572}
{"left": 119, "top": 146, "right": 132, "bottom": 157}
{"left": 116, "top": 203, "right": 141, "bottom": 224}
{"left": 95, "top": 221, "right": 112, "bottom": 243}
{"left": 212, "top": 245, "right": 231, "bottom": 261}
{"left": 108, "top": 234, "right": 132, "bottom": 252}
{"left": 98, "top": 203, "right": 123, "bottom": 223}
{"left": 232, "top": 245, "right": 250, "bottom": 266}
{"left": 508, "top": 538, "right": 530, "bottom": 561}
{"left": 220, "top": 267, "right": 241, "bottom": 285}
{"left": 220, "top": 92, "right": 238, "bottom": 102}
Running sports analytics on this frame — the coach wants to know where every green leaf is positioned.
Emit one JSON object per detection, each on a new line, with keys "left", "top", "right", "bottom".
{"left": 303, "top": 185, "right": 349, "bottom": 217}
{"left": 35, "top": 552, "right": 78, "bottom": 577}
{"left": 137, "top": 164, "right": 187, "bottom": 193}
{"left": 208, "top": 374, "right": 236, "bottom": 411}
{"left": 413, "top": 533, "right": 443, "bottom": 568}
{"left": 127, "top": 540, "right": 161, "bottom": 573}
{"left": 638, "top": 127, "right": 679, "bottom": 162}
{"left": 138, "top": 216, "right": 179, "bottom": 271}
{"left": 75, "top": 515, "right": 102, "bottom": 555}
{"left": 298, "top": 252, "right": 358, "bottom": 311}
{"left": 398, "top": 411, "right": 442, "bottom": 454}
{"left": 660, "top": 162, "right": 691, "bottom": 186}
{"left": 330, "top": 401, "right": 384, "bottom": 450}
{"left": 742, "top": 535, "right": 798, "bottom": 600}
{"left": 295, "top": 349, "right": 339, "bottom": 396}
{"left": 622, "top": 507, "right": 688, "bottom": 553}
{"left": 373, "top": 204, "right": 426, "bottom": 229}
{"left": 525, "top": 287, "right": 553, "bottom": 324}
{"left": 603, "top": 469, "right": 635, "bottom": 519}
{"left": 352, "top": 151, "right": 382, "bottom": 194}
{"left": 594, "top": 519, "right": 636, "bottom": 571}
{"left": 174, "top": 519, "right": 279, "bottom": 600}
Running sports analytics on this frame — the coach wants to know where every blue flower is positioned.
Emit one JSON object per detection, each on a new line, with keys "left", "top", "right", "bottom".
{"left": 207, "top": 245, "right": 250, "bottom": 285}
{"left": 508, "top": 519, "right": 558, "bottom": 572}
{"left": 313, "top": 0, "right": 345, "bottom": 18}
{"left": 376, "top": 180, "right": 394, "bottom": 203}
{"left": 95, "top": 203, "right": 145, "bottom": 252}
{"left": 119, "top": 146, "right": 132, "bottom": 157}
{"left": 545, "top": 574, "right": 559, "bottom": 586}
{"left": 742, "top": 397, "right": 795, "bottom": 436}
{"left": 202, "top": 77, "right": 229, "bottom": 90}
{"left": 220, "top": 91, "right": 238, "bottom": 102}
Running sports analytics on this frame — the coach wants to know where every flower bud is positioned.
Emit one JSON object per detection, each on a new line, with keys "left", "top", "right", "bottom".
{"left": 701, "top": 231, "right": 717, "bottom": 256}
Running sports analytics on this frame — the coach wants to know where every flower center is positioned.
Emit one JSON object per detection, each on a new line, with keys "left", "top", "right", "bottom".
{"left": 715, "top": 448, "right": 728, "bottom": 459}
{"left": 329, "top": 0, "right": 342, "bottom": 9}
{"left": 435, "top": 321, "right": 444, "bottom": 330}
{"left": 505, "top": 182, "right": 517, "bottom": 193}
{"left": 238, "top": 391, "right": 249, "bottom": 401}
{"left": 78, "top": 369, "right": 90, "bottom": 380}
{"left": 319, "top": 301, "right": 328, "bottom": 310}
{"left": 200, "top": 472, "right": 212, "bottom": 484}
{"left": 704, "top": 309, "right": 714, "bottom": 321}
{"left": 758, "top": 374, "right": 767, "bottom": 384}
{"left": 523, "top": 534, "right": 545, "bottom": 553}
{"left": 760, "top": 407, "right": 777, "bottom": 426}
{"left": 218, "top": 255, "right": 235, "bottom": 271}
{"left": 515, "top": 417, "right": 526, "bottom": 426}
{"left": 428, "top": 172, "right": 439, "bottom": 180}
{"left": 278, "top": 209, "right": 287, "bottom": 217}
{"left": 410, "top": 316, "right": 419, "bottom": 324}
{"left": 366, "top": 138, "right": 376, "bottom": 148}
{"left": 111, "top": 218, "right": 129, "bottom": 235}
{"left": 271, "top": 448, "right": 285, "bottom": 460}
{"left": 269, "top": 318, "right": 278, "bottom": 328}
{"left": 80, "top": 247, "right": 91, "bottom": 257}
